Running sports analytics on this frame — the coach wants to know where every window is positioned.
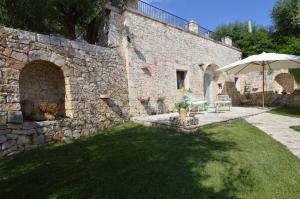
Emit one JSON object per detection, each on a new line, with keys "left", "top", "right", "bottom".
{"left": 234, "top": 77, "right": 239, "bottom": 84}
{"left": 176, "top": 71, "right": 187, "bottom": 90}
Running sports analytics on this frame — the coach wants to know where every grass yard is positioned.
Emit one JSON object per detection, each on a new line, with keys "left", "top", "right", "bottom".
{"left": 1, "top": 120, "right": 300, "bottom": 199}
{"left": 290, "top": 125, "right": 300, "bottom": 132}
{"left": 270, "top": 106, "right": 300, "bottom": 118}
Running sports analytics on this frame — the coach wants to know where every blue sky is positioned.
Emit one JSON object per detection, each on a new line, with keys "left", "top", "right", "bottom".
{"left": 143, "top": 0, "right": 277, "bottom": 31}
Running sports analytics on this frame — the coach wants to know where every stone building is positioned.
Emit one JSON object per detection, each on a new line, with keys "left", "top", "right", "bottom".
{"left": 0, "top": 0, "right": 299, "bottom": 156}
{"left": 106, "top": 0, "right": 242, "bottom": 115}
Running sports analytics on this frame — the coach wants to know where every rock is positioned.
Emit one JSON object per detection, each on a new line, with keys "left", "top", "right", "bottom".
{"left": 17, "top": 135, "right": 31, "bottom": 145}
{"left": 0, "top": 129, "right": 11, "bottom": 134}
{"left": 50, "top": 53, "right": 65, "bottom": 66}
{"left": 0, "top": 112, "right": 7, "bottom": 125}
{"left": 8, "top": 111, "right": 23, "bottom": 124}
{"left": 33, "top": 135, "right": 45, "bottom": 145}
{"left": 11, "top": 51, "right": 28, "bottom": 62}
{"left": 64, "top": 130, "right": 72, "bottom": 138}
{"left": 7, "top": 94, "right": 19, "bottom": 103}
{"left": 0, "top": 135, "right": 7, "bottom": 143}
{"left": 28, "top": 50, "right": 50, "bottom": 61}
{"left": 6, "top": 134, "right": 18, "bottom": 140}
{"left": 73, "top": 130, "right": 81, "bottom": 139}
{"left": 37, "top": 34, "right": 50, "bottom": 44}
{"left": 2, "top": 140, "right": 16, "bottom": 150}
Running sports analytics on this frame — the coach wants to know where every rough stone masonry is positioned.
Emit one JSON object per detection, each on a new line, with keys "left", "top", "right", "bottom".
{"left": 0, "top": 27, "right": 130, "bottom": 156}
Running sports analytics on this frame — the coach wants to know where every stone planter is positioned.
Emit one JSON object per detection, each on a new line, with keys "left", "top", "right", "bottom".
{"left": 179, "top": 108, "right": 187, "bottom": 126}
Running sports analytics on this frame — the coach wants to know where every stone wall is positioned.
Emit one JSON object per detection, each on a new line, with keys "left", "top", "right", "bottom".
{"left": 108, "top": 8, "right": 242, "bottom": 115}
{"left": 0, "top": 27, "right": 130, "bottom": 156}
{"left": 235, "top": 69, "right": 299, "bottom": 106}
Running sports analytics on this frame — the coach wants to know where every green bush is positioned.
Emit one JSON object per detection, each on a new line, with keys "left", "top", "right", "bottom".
{"left": 289, "top": 69, "right": 300, "bottom": 84}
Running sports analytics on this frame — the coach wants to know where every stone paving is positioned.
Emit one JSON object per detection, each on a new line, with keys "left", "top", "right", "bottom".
{"left": 131, "top": 107, "right": 268, "bottom": 130}
{"left": 246, "top": 113, "right": 300, "bottom": 158}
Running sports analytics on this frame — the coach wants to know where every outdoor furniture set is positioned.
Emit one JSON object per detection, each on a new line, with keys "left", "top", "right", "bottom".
{"left": 186, "top": 95, "right": 232, "bottom": 113}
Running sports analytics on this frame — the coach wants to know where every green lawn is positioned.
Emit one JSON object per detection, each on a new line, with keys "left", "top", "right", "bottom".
{"left": 270, "top": 106, "right": 300, "bottom": 118}
{"left": 290, "top": 125, "right": 300, "bottom": 132}
{"left": 1, "top": 120, "right": 300, "bottom": 199}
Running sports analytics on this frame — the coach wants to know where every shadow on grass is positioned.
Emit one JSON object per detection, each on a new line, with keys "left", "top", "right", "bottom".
{"left": 0, "top": 123, "right": 253, "bottom": 199}
{"left": 270, "top": 106, "right": 300, "bottom": 118}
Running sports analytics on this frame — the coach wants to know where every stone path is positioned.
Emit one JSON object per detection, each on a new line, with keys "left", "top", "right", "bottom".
{"left": 246, "top": 113, "right": 300, "bottom": 158}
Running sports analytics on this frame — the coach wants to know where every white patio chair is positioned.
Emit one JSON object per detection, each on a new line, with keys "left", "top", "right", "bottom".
{"left": 214, "top": 95, "right": 232, "bottom": 112}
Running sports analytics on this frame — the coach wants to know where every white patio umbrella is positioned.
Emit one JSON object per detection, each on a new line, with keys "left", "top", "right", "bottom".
{"left": 217, "top": 52, "right": 300, "bottom": 108}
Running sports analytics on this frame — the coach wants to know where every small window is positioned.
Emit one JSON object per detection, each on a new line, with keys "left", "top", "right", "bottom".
{"left": 176, "top": 71, "right": 187, "bottom": 90}
{"left": 234, "top": 77, "right": 239, "bottom": 84}
{"left": 218, "top": 83, "right": 222, "bottom": 89}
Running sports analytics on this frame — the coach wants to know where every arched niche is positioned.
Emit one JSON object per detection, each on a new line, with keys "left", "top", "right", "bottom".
{"left": 274, "top": 73, "right": 295, "bottom": 94}
{"left": 19, "top": 60, "right": 71, "bottom": 121}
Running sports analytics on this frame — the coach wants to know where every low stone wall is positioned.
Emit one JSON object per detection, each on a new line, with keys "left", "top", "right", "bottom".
{"left": 0, "top": 27, "right": 130, "bottom": 156}
{"left": 238, "top": 90, "right": 300, "bottom": 107}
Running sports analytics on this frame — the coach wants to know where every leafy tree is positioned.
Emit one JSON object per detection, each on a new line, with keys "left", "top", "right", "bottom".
{"left": 215, "top": 22, "right": 275, "bottom": 57}
{"left": 0, "top": 0, "right": 127, "bottom": 42}
{"left": 271, "top": 0, "right": 300, "bottom": 36}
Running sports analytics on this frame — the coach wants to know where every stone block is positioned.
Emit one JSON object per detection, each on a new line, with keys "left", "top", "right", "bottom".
{"left": 28, "top": 50, "right": 50, "bottom": 61}
{"left": 33, "top": 135, "right": 45, "bottom": 145}
{"left": 0, "top": 112, "right": 7, "bottom": 125}
{"left": 18, "top": 31, "right": 36, "bottom": 41}
{"left": 6, "top": 94, "right": 19, "bottom": 103}
{"left": 37, "top": 34, "right": 50, "bottom": 44}
{"left": 64, "top": 130, "right": 73, "bottom": 138}
{"left": 2, "top": 140, "right": 16, "bottom": 150}
{"left": 11, "top": 51, "right": 28, "bottom": 62}
{"left": 0, "top": 135, "right": 7, "bottom": 143}
{"left": 49, "top": 35, "right": 61, "bottom": 46}
{"left": 3, "top": 48, "right": 13, "bottom": 57}
{"left": 2, "top": 68, "right": 19, "bottom": 80}
{"left": 50, "top": 53, "right": 65, "bottom": 66}
{"left": 6, "top": 134, "right": 18, "bottom": 140}
{"left": 8, "top": 111, "right": 23, "bottom": 124}
{"left": 17, "top": 135, "right": 31, "bottom": 145}
{"left": 0, "top": 129, "right": 11, "bottom": 134}
{"left": 7, "top": 124, "right": 22, "bottom": 129}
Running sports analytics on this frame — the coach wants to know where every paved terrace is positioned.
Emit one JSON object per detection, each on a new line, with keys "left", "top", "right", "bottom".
{"left": 131, "top": 107, "right": 268, "bottom": 131}
{"left": 246, "top": 113, "right": 300, "bottom": 158}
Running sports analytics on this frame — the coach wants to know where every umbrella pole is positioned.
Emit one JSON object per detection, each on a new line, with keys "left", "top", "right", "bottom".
{"left": 262, "top": 64, "right": 265, "bottom": 108}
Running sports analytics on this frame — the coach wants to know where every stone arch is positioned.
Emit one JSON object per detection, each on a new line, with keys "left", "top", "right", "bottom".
{"left": 203, "top": 64, "right": 221, "bottom": 103}
{"left": 19, "top": 60, "right": 70, "bottom": 121}
{"left": 274, "top": 73, "right": 295, "bottom": 94}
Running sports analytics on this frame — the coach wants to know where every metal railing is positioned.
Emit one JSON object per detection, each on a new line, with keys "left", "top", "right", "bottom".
{"left": 136, "top": 1, "right": 229, "bottom": 45}
{"left": 137, "top": 1, "right": 189, "bottom": 30}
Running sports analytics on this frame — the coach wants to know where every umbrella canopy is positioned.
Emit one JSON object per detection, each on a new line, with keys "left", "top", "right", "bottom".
{"left": 218, "top": 52, "right": 300, "bottom": 75}
{"left": 217, "top": 52, "right": 300, "bottom": 108}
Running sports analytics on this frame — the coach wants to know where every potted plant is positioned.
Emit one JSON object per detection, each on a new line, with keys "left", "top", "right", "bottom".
{"left": 138, "top": 96, "right": 151, "bottom": 108}
{"left": 39, "top": 102, "right": 60, "bottom": 121}
{"left": 175, "top": 100, "right": 189, "bottom": 126}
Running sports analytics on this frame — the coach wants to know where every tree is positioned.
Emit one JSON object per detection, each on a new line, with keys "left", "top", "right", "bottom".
{"left": 271, "top": 0, "right": 300, "bottom": 36}
{"left": 215, "top": 22, "right": 275, "bottom": 57}
{"left": 0, "top": 0, "right": 127, "bottom": 41}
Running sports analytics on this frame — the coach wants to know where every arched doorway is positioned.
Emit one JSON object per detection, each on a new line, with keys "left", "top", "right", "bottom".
{"left": 274, "top": 73, "right": 295, "bottom": 94}
{"left": 204, "top": 65, "right": 218, "bottom": 103}
{"left": 20, "top": 60, "right": 66, "bottom": 121}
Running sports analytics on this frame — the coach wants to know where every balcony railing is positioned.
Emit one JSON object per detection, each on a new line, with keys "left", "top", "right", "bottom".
{"left": 136, "top": 0, "right": 230, "bottom": 46}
